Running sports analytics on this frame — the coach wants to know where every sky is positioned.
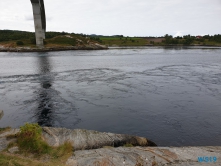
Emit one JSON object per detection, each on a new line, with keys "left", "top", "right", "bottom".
{"left": 0, "top": 0, "right": 220, "bottom": 37}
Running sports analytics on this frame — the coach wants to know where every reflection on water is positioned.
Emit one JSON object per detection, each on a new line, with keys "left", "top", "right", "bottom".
{"left": 36, "top": 55, "right": 54, "bottom": 126}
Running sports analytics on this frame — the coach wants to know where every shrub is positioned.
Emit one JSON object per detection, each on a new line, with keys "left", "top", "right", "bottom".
{"left": 16, "top": 123, "right": 73, "bottom": 157}
{"left": 51, "top": 142, "right": 73, "bottom": 158}
{"left": 17, "top": 123, "right": 51, "bottom": 154}
{"left": 16, "top": 41, "right": 24, "bottom": 46}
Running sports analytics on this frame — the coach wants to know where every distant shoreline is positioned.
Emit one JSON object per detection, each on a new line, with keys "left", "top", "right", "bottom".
{"left": 0, "top": 45, "right": 108, "bottom": 52}
{"left": 108, "top": 45, "right": 221, "bottom": 49}
{"left": 1, "top": 45, "right": 221, "bottom": 53}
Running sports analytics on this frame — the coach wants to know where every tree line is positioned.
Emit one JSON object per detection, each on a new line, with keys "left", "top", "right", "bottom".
{"left": 1, "top": 30, "right": 220, "bottom": 46}
{"left": 163, "top": 34, "right": 221, "bottom": 45}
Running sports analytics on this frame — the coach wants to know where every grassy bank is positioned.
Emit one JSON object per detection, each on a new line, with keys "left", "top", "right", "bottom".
{"left": 0, "top": 123, "right": 73, "bottom": 166}
{"left": 0, "top": 152, "right": 69, "bottom": 166}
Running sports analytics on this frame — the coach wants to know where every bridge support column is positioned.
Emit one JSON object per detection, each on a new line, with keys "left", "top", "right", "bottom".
{"left": 30, "top": 0, "right": 46, "bottom": 48}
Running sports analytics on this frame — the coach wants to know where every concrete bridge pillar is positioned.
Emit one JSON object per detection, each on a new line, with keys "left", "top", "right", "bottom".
{"left": 30, "top": 0, "right": 46, "bottom": 48}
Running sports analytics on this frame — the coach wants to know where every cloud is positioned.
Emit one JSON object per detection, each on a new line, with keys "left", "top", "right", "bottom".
{"left": 0, "top": 0, "right": 221, "bottom": 36}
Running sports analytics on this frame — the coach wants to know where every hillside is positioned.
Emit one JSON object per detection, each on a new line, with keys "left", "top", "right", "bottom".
{"left": 0, "top": 30, "right": 221, "bottom": 49}
{"left": 0, "top": 30, "right": 107, "bottom": 51}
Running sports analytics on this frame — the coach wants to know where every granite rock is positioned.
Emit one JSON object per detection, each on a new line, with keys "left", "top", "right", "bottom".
{"left": 42, "top": 127, "right": 156, "bottom": 150}
{"left": 66, "top": 146, "right": 221, "bottom": 166}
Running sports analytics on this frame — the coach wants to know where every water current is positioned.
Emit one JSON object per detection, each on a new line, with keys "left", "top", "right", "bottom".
{"left": 0, "top": 47, "right": 221, "bottom": 146}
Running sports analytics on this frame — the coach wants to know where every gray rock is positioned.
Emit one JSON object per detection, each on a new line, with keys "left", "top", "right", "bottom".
{"left": 66, "top": 146, "right": 221, "bottom": 166}
{"left": 0, "top": 129, "right": 19, "bottom": 151}
{"left": 0, "top": 127, "right": 155, "bottom": 152}
{"left": 0, "top": 44, "right": 108, "bottom": 52}
{"left": 0, "top": 127, "right": 221, "bottom": 166}
{"left": 42, "top": 127, "right": 156, "bottom": 151}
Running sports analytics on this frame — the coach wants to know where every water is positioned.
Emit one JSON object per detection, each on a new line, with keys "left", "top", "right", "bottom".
{"left": 0, "top": 47, "right": 221, "bottom": 146}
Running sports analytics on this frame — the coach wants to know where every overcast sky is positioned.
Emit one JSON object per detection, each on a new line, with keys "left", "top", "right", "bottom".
{"left": 0, "top": 0, "right": 220, "bottom": 36}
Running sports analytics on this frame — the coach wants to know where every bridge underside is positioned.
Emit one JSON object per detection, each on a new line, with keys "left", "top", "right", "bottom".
{"left": 30, "top": 0, "right": 46, "bottom": 47}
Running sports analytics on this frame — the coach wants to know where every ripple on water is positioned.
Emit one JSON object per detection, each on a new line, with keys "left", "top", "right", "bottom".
{"left": 0, "top": 48, "right": 221, "bottom": 146}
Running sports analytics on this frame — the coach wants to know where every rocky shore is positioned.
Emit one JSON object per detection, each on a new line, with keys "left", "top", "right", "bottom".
{"left": 0, "top": 126, "right": 220, "bottom": 165}
{"left": 0, "top": 127, "right": 156, "bottom": 152}
{"left": 0, "top": 43, "right": 108, "bottom": 52}
{"left": 67, "top": 146, "right": 221, "bottom": 166}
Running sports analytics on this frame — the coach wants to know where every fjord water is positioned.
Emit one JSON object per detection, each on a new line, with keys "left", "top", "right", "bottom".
{"left": 0, "top": 47, "right": 221, "bottom": 146}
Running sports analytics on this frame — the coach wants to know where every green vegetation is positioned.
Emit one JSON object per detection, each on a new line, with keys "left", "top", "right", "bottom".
{"left": 16, "top": 123, "right": 73, "bottom": 157}
{"left": 0, "top": 30, "right": 221, "bottom": 47}
{"left": 0, "top": 30, "right": 35, "bottom": 42}
{"left": 99, "top": 36, "right": 148, "bottom": 46}
{"left": 0, "top": 152, "right": 68, "bottom": 166}
{"left": 17, "top": 123, "right": 50, "bottom": 154}
{"left": 47, "top": 36, "right": 76, "bottom": 46}
{"left": 0, "top": 30, "right": 96, "bottom": 47}
{"left": 0, "top": 153, "right": 38, "bottom": 166}
{"left": 0, "top": 123, "right": 73, "bottom": 166}
{"left": 91, "top": 34, "right": 221, "bottom": 46}
{"left": 162, "top": 34, "right": 221, "bottom": 45}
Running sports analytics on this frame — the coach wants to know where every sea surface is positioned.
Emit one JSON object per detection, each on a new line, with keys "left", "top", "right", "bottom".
{"left": 0, "top": 46, "right": 221, "bottom": 146}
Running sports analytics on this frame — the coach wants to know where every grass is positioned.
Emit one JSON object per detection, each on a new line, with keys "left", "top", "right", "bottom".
{"left": 0, "top": 152, "right": 69, "bottom": 166}
{"left": 46, "top": 36, "right": 77, "bottom": 46}
{"left": 1, "top": 123, "right": 73, "bottom": 166}
{"left": 0, "top": 152, "right": 39, "bottom": 166}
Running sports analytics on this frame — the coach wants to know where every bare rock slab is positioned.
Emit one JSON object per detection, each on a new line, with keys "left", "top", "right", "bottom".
{"left": 0, "top": 127, "right": 156, "bottom": 152}
{"left": 67, "top": 146, "right": 221, "bottom": 166}
{"left": 42, "top": 127, "right": 156, "bottom": 151}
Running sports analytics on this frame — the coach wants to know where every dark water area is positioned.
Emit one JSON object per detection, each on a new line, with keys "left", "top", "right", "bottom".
{"left": 0, "top": 47, "right": 221, "bottom": 146}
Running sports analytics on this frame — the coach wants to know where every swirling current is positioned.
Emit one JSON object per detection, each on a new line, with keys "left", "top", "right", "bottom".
{"left": 0, "top": 47, "right": 221, "bottom": 146}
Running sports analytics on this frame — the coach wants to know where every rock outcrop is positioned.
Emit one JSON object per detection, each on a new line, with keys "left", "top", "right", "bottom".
{"left": 0, "top": 128, "right": 19, "bottom": 151}
{"left": 42, "top": 127, "right": 156, "bottom": 151}
{"left": 66, "top": 146, "right": 221, "bottom": 166}
{"left": 0, "top": 127, "right": 156, "bottom": 152}
{"left": 0, "top": 127, "right": 220, "bottom": 166}
{"left": 0, "top": 44, "right": 108, "bottom": 52}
